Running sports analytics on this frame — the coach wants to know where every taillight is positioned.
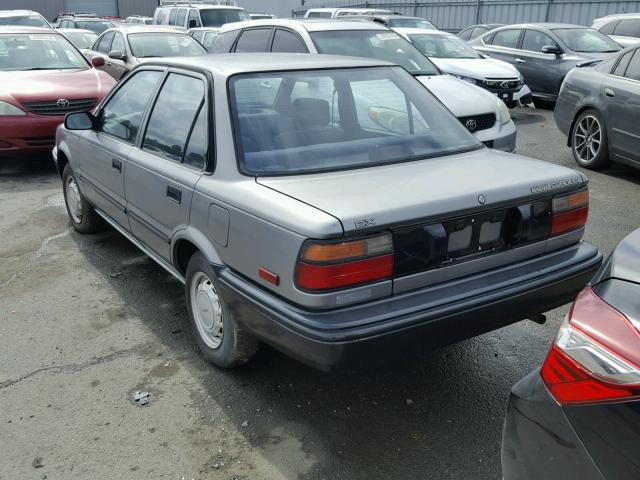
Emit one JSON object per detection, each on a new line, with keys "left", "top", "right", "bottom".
{"left": 295, "top": 233, "right": 393, "bottom": 291}
{"left": 541, "top": 287, "right": 640, "bottom": 405}
{"left": 551, "top": 189, "right": 589, "bottom": 235}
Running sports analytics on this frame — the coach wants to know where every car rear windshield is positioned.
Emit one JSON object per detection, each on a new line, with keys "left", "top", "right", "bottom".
{"left": 229, "top": 66, "right": 480, "bottom": 175}
{"left": 75, "top": 20, "right": 114, "bottom": 34}
{"left": 310, "top": 30, "right": 439, "bottom": 75}
{"left": 0, "top": 33, "right": 89, "bottom": 71}
{"left": 388, "top": 18, "right": 435, "bottom": 29}
{"left": 200, "top": 8, "right": 250, "bottom": 27}
{"left": 128, "top": 33, "right": 207, "bottom": 57}
{"left": 553, "top": 28, "right": 621, "bottom": 53}
{"left": 0, "top": 15, "right": 49, "bottom": 27}
{"left": 409, "top": 33, "right": 479, "bottom": 58}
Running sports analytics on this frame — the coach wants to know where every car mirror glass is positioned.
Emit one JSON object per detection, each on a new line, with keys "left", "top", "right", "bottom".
{"left": 65, "top": 112, "right": 94, "bottom": 131}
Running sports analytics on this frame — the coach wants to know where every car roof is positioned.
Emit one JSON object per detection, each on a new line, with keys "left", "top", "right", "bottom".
{"left": 496, "top": 22, "right": 587, "bottom": 30}
{"left": 158, "top": 4, "right": 244, "bottom": 10}
{"left": 597, "top": 13, "right": 640, "bottom": 19}
{"left": 143, "top": 53, "right": 392, "bottom": 76}
{"left": 0, "top": 10, "right": 42, "bottom": 17}
{"left": 57, "top": 28, "right": 97, "bottom": 34}
{"left": 219, "top": 18, "right": 389, "bottom": 33}
{"left": 0, "top": 26, "right": 58, "bottom": 34}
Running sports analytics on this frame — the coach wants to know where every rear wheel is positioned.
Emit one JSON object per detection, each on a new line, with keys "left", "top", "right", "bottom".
{"left": 185, "top": 252, "right": 258, "bottom": 368}
{"left": 572, "top": 109, "right": 610, "bottom": 170}
{"left": 62, "top": 163, "right": 103, "bottom": 234}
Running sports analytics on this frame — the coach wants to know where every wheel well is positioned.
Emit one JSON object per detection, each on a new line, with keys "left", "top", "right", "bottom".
{"left": 174, "top": 239, "right": 199, "bottom": 276}
{"left": 56, "top": 150, "right": 69, "bottom": 179}
{"left": 568, "top": 106, "right": 598, "bottom": 147}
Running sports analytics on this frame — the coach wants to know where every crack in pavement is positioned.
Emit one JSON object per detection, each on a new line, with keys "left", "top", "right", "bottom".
{"left": 0, "top": 346, "right": 139, "bottom": 390}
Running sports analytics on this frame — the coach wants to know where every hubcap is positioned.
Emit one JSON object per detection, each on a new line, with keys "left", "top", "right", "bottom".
{"left": 190, "top": 272, "right": 223, "bottom": 349}
{"left": 66, "top": 177, "right": 82, "bottom": 223}
{"left": 574, "top": 115, "right": 601, "bottom": 163}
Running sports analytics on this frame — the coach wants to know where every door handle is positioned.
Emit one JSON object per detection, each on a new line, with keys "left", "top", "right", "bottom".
{"left": 111, "top": 158, "right": 122, "bottom": 173}
{"left": 515, "top": 58, "right": 526, "bottom": 64}
{"left": 167, "top": 185, "right": 182, "bottom": 204}
{"left": 604, "top": 88, "right": 616, "bottom": 98}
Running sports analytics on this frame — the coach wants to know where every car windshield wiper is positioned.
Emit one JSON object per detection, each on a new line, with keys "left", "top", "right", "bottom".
{"left": 411, "top": 70, "right": 439, "bottom": 76}
{"left": 19, "top": 67, "right": 82, "bottom": 71}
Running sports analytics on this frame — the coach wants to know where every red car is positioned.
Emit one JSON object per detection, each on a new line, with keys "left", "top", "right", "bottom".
{"left": 0, "top": 26, "right": 115, "bottom": 158}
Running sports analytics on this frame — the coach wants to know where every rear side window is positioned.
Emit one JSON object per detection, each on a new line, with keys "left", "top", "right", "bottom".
{"left": 210, "top": 29, "right": 240, "bottom": 53}
{"left": 471, "top": 27, "right": 488, "bottom": 39}
{"left": 183, "top": 106, "right": 208, "bottom": 170}
{"left": 203, "top": 32, "right": 217, "bottom": 49}
{"left": 176, "top": 9, "right": 187, "bottom": 27}
{"left": 599, "top": 20, "right": 618, "bottom": 35}
{"left": 612, "top": 49, "right": 634, "bottom": 76}
{"left": 614, "top": 19, "right": 640, "bottom": 38}
{"left": 234, "top": 28, "right": 272, "bottom": 53}
{"left": 271, "top": 29, "right": 307, "bottom": 53}
{"left": 458, "top": 28, "right": 471, "bottom": 40}
{"left": 522, "top": 30, "right": 557, "bottom": 52}
{"left": 191, "top": 31, "right": 204, "bottom": 42}
{"left": 143, "top": 73, "right": 205, "bottom": 163}
{"left": 169, "top": 9, "right": 177, "bottom": 26}
{"left": 624, "top": 49, "right": 640, "bottom": 80}
{"left": 100, "top": 70, "right": 162, "bottom": 143}
{"left": 490, "top": 29, "right": 521, "bottom": 48}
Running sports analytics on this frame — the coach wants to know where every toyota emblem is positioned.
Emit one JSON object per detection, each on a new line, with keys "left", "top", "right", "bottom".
{"left": 465, "top": 119, "right": 477, "bottom": 132}
{"left": 56, "top": 98, "right": 70, "bottom": 108}
{"left": 478, "top": 194, "right": 486, "bottom": 205}
{"left": 500, "top": 81, "right": 510, "bottom": 89}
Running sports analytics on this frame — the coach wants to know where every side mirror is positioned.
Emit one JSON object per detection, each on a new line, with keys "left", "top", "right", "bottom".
{"left": 65, "top": 111, "right": 95, "bottom": 131}
{"left": 541, "top": 45, "right": 563, "bottom": 56}
{"left": 188, "top": 19, "right": 197, "bottom": 29}
{"left": 108, "top": 49, "right": 125, "bottom": 60}
{"left": 91, "top": 56, "right": 105, "bottom": 68}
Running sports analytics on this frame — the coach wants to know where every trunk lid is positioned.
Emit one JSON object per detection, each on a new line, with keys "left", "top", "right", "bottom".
{"left": 257, "top": 148, "right": 585, "bottom": 234}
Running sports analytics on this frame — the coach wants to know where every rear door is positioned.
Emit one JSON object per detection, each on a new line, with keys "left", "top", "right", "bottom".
{"left": 125, "top": 70, "right": 208, "bottom": 260}
{"left": 518, "top": 29, "right": 561, "bottom": 96}
{"left": 270, "top": 28, "right": 308, "bottom": 53}
{"left": 604, "top": 48, "right": 640, "bottom": 165}
{"left": 85, "top": 30, "right": 113, "bottom": 73}
{"left": 233, "top": 27, "right": 274, "bottom": 53}
{"left": 77, "top": 69, "right": 163, "bottom": 229}
{"left": 478, "top": 28, "right": 522, "bottom": 65}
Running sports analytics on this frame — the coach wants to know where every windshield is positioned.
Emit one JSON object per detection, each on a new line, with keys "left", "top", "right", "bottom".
{"left": 129, "top": 33, "right": 207, "bottom": 57}
{"left": 65, "top": 31, "right": 98, "bottom": 49}
{"left": 0, "top": 15, "right": 49, "bottom": 27}
{"left": 200, "top": 8, "right": 250, "bottom": 27}
{"left": 310, "top": 30, "right": 439, "bottom": 75}
{"left": 75, "top": 20, "right": 114, "bottom": 34}
{"left": 0, "top": 33, "right": 89, "bottom": 71}
{"left": 388, "top": 18, "right": 435, "bottom": 29}
{"left": 409, "top": 33, "right": 479, "bottom": 59}
{"left": 553, "top": 28, "right": 621, "bottom": 53}
{"left": 229, "top": 67, "right": 479, "bottom": 175}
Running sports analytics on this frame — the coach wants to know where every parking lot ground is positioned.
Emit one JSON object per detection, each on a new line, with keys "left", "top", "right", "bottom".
{"left": 1, "top": 107, "right": 639, "bottom": 480}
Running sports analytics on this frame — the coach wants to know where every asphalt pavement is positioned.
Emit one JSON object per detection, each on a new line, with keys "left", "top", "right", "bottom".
{"left": 1, "top": 107, "right": 639, "bottom": 480}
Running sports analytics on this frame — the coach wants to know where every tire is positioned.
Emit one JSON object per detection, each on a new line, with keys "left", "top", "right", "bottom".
{"left": 62, "top": 163, "right": 104, "bottom": 234}
{"left": 571, "top": 109, "right": 610, "bottom": 170}
{"left": 185, "top": 252, "right": 258, "bottom": 368}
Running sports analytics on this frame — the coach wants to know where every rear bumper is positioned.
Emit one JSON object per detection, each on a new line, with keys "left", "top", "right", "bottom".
{"left": 217, "top": 242, "right": 601, "bottom": 371}
{"left": 0, "top": 114, "right": 62, "bottom": 157}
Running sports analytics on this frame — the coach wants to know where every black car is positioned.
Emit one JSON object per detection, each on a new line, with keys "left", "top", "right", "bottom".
{"left": 502, "top": 227, "right": 640, "bottom": 480}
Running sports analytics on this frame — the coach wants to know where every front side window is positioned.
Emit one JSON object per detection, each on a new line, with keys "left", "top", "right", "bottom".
{"left": 95, "top": 31, "right": 114, "bottom": 53}
{"left": 229, "top": 67, "right": 480, "bottom": 175}
{"left": 202, "top": 32, "right": 218, "bottom": 49}
{"left": 472, "top": 27, "right": 489, "bottom": 40}
{"left": 310, "top": 30, "right": 439, "bottom": 75}
{"left": 552, "top": 28, "right": 620, "bottom": 53}
{"left": 613, "top": 19, "right": 640, "bottom": 38}
{"left": 0, "top": 33, "right": 89, "bottom": 71}
{"left": 408, "top": 33, "right": 479, "bottom": 58}
{"left": 110, "top": 33, "right": 125, "bottom": 54}
{"left": 522, "top": 30, "right": 558, "bottom": 52}
{"left": 128, "top": 33, "right": 206, "bottom": 58}
{"left": 490, "top": 29, "right": 521, "bottom": 48}
{"left": 234, "top": 28, "right": 272, "bottom": 53}
{"left": 271, "top": 29, "right": 307, "bottom": 53}
{"left": 143, "top": 74, "right": 205, "bottom": 163}
{"left": 199, "top": 8, "right": 250, "bottom": 27}
{"left": 99, "top": 70, "right": 162, "bottom": 143}
{"left": 210, "top": 30, "right": 239, "bottom": 53}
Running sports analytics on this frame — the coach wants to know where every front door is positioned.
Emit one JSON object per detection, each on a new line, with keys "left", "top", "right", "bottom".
{"left": 125, "top": 71, "right": 208, "bottom": 260}
{"left": 75, "top": 69, "right": 163, "bottom": 229}
{"left": 516, "top": 29, "right": 561, "bottom": 97}
{"left": 103, "top": 32, "right": 128, "bottom": 79}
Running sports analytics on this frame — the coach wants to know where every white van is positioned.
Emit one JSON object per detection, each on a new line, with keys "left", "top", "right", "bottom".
{"left": 154, "top": 0, "right": 249, "bottom": 29}
{"left": 303, "top": 7, "right": 392, "bottom": 19}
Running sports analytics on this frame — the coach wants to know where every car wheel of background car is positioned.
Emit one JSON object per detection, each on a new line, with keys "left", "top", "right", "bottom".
{"left": 62, "top": 163, "right": 104, "bottom": 234}
{"left": 572, "top": 109, "right": 609, "bottom": 170}
{"left": 185, "top": 252, "right": 258, "bottom": 368}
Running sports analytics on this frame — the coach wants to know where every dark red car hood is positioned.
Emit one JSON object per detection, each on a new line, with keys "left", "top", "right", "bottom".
{"left": 0, "top": 68, "right": 116, "bottom": 106}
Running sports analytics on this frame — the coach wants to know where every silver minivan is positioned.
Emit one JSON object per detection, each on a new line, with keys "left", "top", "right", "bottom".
{"left": 153, "top": 1, "right": 249, "bottom": 29}
{"left": 54, "top": 54, "right": 601, "bottom": 371}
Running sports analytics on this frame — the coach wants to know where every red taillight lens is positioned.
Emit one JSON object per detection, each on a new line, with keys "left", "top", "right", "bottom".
{"left": 550, "top": 189, "right": 589, "bottom": 235}
{"left": 295, "top": 233, "right": 394, "bottom": 291}
{"left": 541, "top": 287, "right": 640, "bottom": 405}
